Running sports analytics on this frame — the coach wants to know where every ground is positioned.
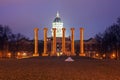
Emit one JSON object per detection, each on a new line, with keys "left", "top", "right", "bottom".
{"left": 0, "top": 57, "right": 120, "bottom": 80}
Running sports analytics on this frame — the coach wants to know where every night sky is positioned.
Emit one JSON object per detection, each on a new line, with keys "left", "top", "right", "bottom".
{"left": 0, "top": 0, "right": 120, "bottom": 40}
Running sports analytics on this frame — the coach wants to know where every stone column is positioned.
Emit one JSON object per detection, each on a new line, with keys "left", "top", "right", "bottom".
{"left": 33, "top": 28, "right": 39, "bottom": 56}
{"left": 62, "top": 28, "right": 66, "bottom": 54}
{"left": 70, "top": 28, "right": 75, "bottom": 56}
{"left": 42, "top": 28, "right": 48, "bottom": 56}
{"left": 79, "top": 28, "right": 85, "bottom": 56}
{"left": 51, "top": 28, "right": 56, "bottom": 56}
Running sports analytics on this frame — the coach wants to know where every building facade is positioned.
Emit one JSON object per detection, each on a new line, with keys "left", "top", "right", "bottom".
{"left": 48, "top": 12, "right": 71, "bottom": 56}
{"left": 75, "top": 38, "right": 99, "bottom": 57}
{"left": 52, "top": 12, "right": 63, "bottom": 37}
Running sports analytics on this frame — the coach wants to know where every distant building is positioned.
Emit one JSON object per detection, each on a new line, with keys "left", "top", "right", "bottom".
{"left": 42, "top": 12, "right": 100, "bottom": 57}
{"left": 75, "top": 38, "right": 99, "bottom": 58}
{"left": 52, "top": 11, "right": 63, "bottom": 37}
{"left": 16, "top": 37, "right": 99, "bottom": 57}
{"left": 48, "top": 12, "right": 71, "bottom": 56}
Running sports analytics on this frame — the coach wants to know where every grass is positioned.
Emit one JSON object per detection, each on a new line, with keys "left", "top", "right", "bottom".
{"left": 0, "top": 57, "right": 120, "bottom": 80}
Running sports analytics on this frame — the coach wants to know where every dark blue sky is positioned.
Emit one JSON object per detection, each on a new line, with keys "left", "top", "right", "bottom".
{"left": 0, "top": 0, "right": 120, "bottom": 40}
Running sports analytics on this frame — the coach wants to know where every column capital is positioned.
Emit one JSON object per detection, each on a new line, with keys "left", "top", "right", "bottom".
{"left": 34, "top": 28, "right": 39, "bottom": 31}
{"left": 80, "top": 27, "right": 84, "bottom": 30}
{"left": 52, "top": 28, "right": 56, "bottom": 31}
{"left": 44, "top": 27, "right": 48, "bottom": 31}
{"left": 71, "top": 28, "right": 75, "bottom": 31}
{"left": 62, "top": 28, "right": 66, "bottom": 31}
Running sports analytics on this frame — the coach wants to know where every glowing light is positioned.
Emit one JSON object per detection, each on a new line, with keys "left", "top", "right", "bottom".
{"left": 112, "top": 54, "right": 116, "bottom": 57}
{"left": 57, "top": 52, "right": 63, "bottom": 56}
{"left": 96, "top": 53, "right": 99, "bottom": 57}
{"left": 17, "top": 52, "right": 22, "bottom": 59}
{"left": 60, "top": 52, "right": 63, "bottom": 55}
{"left": 111, "top": 53, "right": 116, "bottom": 59}
{"left": 7, "top": 53, "right": 11, "bottom": 58}
{"left": 23, "top": 52, "right": 27, "bottom": 56}
{"left": 57, "top": 52, "right": 60, "bottom": 56}
{"left": 17, "top": 52, "right": 21, "bottom": 56}
{"left": 103, "top": 54, "right": 106, "bottom": 58}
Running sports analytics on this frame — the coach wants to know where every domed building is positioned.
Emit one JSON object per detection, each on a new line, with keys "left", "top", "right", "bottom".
{"left": 52, "top": 12, "right": 63, "bottom": 37}
{"left": 47, "top": 12, "right": 99, "bottom": 57}
{"left": 47, "top": 12, "right": 71, "bottom": 56}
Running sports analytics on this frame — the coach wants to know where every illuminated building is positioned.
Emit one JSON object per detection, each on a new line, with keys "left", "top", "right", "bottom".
{"left": 47, "top": 12, "right": 71, "bottom": 56}
{"left": 52, "top": 12, "right": 63, "bottom": 37}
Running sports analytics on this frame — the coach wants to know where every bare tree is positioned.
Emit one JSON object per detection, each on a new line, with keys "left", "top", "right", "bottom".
{"left": 95, "top": 17, "right": 120, "bottom": 59}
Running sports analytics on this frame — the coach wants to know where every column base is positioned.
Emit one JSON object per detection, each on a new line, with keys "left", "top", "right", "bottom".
{"left": 50, "top": 54, "right": 57, "bottom": 56}
{"left": 33, "top": 54, "right": 39, "bottom": 57}
{"left": 42, "top": 53, "right": 48, "bottom": 56}
{"left": 50, "top": 53, "right": 57, "bottom": 56}
{"left": 79, "top": 53, "right": 86, "bottom": 56}
{"left": 50, "top": 51, "right": 57, "bottom": 56}
{"left": 70, "top": 54, "right": 76, "bottom": 56}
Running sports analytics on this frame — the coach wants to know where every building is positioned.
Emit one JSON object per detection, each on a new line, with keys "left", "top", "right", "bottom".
{"left": 52, "top": 12, "right": 63, "bottom": 37}
{"left": 47, "top": 12, "right": 71, "bottom": 56}
{"left": 75, "top": 38, "right": 99, "bottom": 57}
{"left": 45, "top": 12, "right": 100, "bottom": 57}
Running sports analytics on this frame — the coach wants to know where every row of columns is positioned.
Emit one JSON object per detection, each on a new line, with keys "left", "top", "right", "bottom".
{"left": 33, "top": 27, "right": 85, "bottom": 56}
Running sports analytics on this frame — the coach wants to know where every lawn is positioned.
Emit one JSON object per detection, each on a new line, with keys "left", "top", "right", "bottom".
{"left": 0, "top": 57, "right": 120, "bottom": 80}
